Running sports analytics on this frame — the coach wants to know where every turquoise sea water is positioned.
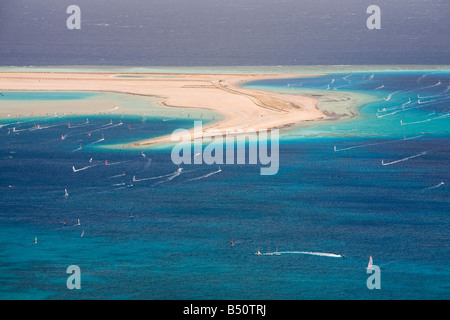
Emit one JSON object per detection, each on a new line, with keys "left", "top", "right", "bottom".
{"left": 0, "top": 70, "right": 449, "bottom": 299}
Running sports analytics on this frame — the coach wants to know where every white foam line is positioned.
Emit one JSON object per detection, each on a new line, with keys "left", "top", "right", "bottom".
{"left": 88, "top": 122, "right": 123, "bottom": 134}
{"left": 334, "top": 135, "right": 422, "bottom": 152}
{"left": 187, "top": 168, "right": 222, "bottom": 182}
{"left": 417, "top": 93, "right": 450, "bottom": 100}
{"left": 381, "top": 151, "right": 427, "bottom": 166}
{"left": 378, "top": 93, "right": 449, "bottom": 116}
{"left": 422, "top": 181, "right": 445, "bottom": 191}
{"left": 442, "top": 84, "right": 450, "bottom": 94}
{"left": 0, "top": 122, "right": 20, "bottom": 128}
{"left": 105, "top": 160, "right": 131, "bottom": 166}
{"left": 152, "top": 168, "right": 184, "bottom": 186}
{"left": 166, "top": 169, "right": 183, "bottom": 181}
{"left": 342, "top": 73, "right": 352, "bottom": 81}
{"left": 89, "top": 138, "right": 105, "bottom": 145}
{"left": 400, "top": 118, "right": 431, "bottom": 126}
{"left": 419, "top": 80, "right": 442, "bottom": 90}
{"left": 383, "top": 90, "right": 403, "bottom": 101}
{"left": 12, "top": 127, "right": 28, "bottom": 132}
{"left": 416, "top": 72, "right": 438, "bottom": 84}
{"left": 72, "top": 164, "right": 97, "bottom": 173}
{"left": 376, "top": 96, "right": 450, "bottom": 118}
{"left": 132, "top": 172, "right": 175, "bottom": 182}
{"left": 33, "top": 123, "right": 67, "bottom": 130}
{"left": 276, "top": 251, "right": 343, "bottom": 258}
{"left": 401, "top": 113, "right": 450, "bottom": 125}
{"left": 109, "top": 173, "right": 126, "bottom": 179}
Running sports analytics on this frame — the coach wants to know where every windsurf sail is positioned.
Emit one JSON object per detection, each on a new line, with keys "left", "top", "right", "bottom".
{"left": 367, "top": 256, "right": 373, "bottom": 269}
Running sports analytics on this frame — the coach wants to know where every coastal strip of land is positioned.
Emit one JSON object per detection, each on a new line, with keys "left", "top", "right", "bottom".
{"left": 0, "top": 71, "right": 370, "bottom": 148}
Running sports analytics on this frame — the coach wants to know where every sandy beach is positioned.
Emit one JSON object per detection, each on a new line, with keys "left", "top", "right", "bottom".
{"left": 0, "top": 71, "right": 368, "bottom": 148}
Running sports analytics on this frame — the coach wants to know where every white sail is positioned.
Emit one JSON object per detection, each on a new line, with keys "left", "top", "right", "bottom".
{"left": 367, "top": 256, "right": 373, "bottom": 269}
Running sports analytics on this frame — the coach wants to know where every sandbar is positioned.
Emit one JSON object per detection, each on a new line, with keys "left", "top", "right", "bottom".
{"left": 0, "top": 71, "right": 368, "bottom": 148}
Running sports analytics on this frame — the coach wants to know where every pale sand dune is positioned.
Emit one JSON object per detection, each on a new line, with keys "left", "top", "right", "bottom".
{"left": 0, "top": 71, "right": 368, "bottom": 148}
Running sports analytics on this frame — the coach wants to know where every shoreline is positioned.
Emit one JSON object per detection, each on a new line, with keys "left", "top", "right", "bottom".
{"left": 0, "top": 70, "right": 377, "bottom": 149}
{"left": 1, "top": 65, "right": 449, "bottom": 74}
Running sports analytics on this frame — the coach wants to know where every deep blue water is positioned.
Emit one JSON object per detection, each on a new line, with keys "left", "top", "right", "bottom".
{"left": 0, "top": 0, "right": 449, "bottom": 66}
{"left": 0, "top": 71, "right": 449, "bottom": 299}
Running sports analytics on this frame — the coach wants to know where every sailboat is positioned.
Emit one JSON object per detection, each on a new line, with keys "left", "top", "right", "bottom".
{"left": 64, "top": 189, "right": 69, "bottom": 198}
{"left": 231, "top": 238, "right": 235, "bottom": 247}
{"left": 367, "top": 256, "right": 373, "bottom": 270}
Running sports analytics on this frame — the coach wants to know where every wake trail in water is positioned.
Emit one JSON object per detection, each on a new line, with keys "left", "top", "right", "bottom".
{"left": 363, "top": 73, "right": 374, "bottom": 81}
{"left": 89, "top": 135, "right": 105, "bottom": 145}
{"left": 381, "top": 151, "right": 427, "bottom": 166}
{"left": 401, "top": 113, "right": 450, "bottom": 125}
{"left": 416, "top": 72, "right": 439, "bottom": 84}
{"left": 383, "top": 90, "right": 403, "bottom": 101}
{"left": 105, "top": 160, "right": 131, "bottom": 166}
{"left": 187, "top": 168, "right": 222, "bottom": 182}
{"left": 376, "top": 96, "right": 450, "bottom": 118}
{"left": 133, "top": 171, "right": 177, "bottom": 182}
{"left": 263, "top": 251, "right": 343, "bottom": 258}
{"left": 88, "top": 121, "right": 123, "bottom": 134}
{"left": 152, "top": 168, "right": 185, "bottom": 186}
{"left": 334, "top": 135, "right": 422, "bottom": 152}
{"left": 72, "top": 164, "right": 97, "bottom": 173}
{"left": 109, "top": 172, "right": 126, "bottom": 179}
{"left": 419, "top": 80, "right": 442, "bottom": 91}
{"left": 422, "top": 181, "right": 445, "bottom": 191}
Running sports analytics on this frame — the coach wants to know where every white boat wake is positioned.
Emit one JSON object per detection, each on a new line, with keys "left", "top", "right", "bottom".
{"left": 105, "top": 160, "right": 131, "bottom": 166}
{"left": 257, "top": 251, "right": 343, "bottom": 258}
{"left": 72, "top": 144, "right": 83, "bottom": 152}
{"left": 400, "top": 113, "right": 450, "bottom": 125}
{"left": 419, "top": 80, "right": 442, "bottom": 90}
{"left": 422, "top": 181, "right": 444, "bottom": 191}
{"left": 334, "top": 135, "right": 422, "bottom": 152}
{"left": 132, "top": 169, "right": 183, "bottom": 183}
{"left": 381, "top": 151, "right": 427, "bottom": 166}
{"left": 109, "top": 172, "right": 126, "bottom": 179}
{"left": 376, "top": 96, "right": 450, "bottom": 118}
{"left": 383, "top": 90, "right": 403, "bottom": 101}
{"left": 89, "top": 135, "right": 105, "bottom": 145}
{"left": 187, "top": 168, "right": 222, "bottom": 182}
{"left": 72, "top": 164, "right": 97, "bottom": 173}
{"left": 153, "top": 168, "right": 184, "bottom": 186}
